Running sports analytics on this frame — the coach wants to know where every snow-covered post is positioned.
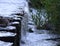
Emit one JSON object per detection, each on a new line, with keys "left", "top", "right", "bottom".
{"left": 21, "top": 0, "right": 30, "bottom": 43}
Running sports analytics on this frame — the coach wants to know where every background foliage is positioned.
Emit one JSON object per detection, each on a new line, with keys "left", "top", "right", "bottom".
{"left": 29, "top": 0, "right": 60, "bottom": 31}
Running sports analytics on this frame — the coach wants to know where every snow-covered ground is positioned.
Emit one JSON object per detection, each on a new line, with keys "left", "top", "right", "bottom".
{"left": 0, "top": 0, "right": 26, "bottom": 15}
{"left": 21, "top": 31, "right": 60, "bottom": 46}
{"left": 26, "top": 33, "right": 60, "bottom": 42}
{"left": 0, "top": 41, "right": 13, "bottom": 46}
{"left": 21, "top": 7, "right": 60, "bottom": 46}
{"left": 21, "top": 12, "right": 60, "bottom": 46}
{"left": 0, "top": 0, "right": 60, "bottom": 46}
{"left": 0, "top": 0, "right": 29, "bottom": 46}
{"left": 21, "top": 40, "right": 59, "bottom": 46}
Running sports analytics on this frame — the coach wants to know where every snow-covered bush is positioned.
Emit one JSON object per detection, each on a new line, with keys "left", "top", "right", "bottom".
{"left": 32, "top": 11, "right": 44, "bottom": 29}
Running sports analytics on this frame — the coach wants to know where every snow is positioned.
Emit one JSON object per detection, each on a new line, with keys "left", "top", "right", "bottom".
{"left": 9, "top": 22, "right": 20, "bottom": 25}
{"left": 0, "top": 31, "right": 16, "bottom": 37}
{"left": 21, "top": 6, "right": 60, "bottom": 46}
{"left": 26, "top": 33, "right": 60, "bottom": 42}
{"left": 13, "top": 18, "right": 21, "bottom": 20}
{"left": 0, "top": 0, "right": 29, "bottom": 46}
{"left": 0, "top": 0, "right": 27, "bottom": 17}
{"left": 0, "top": 40, "right": 13, "bottom": 46}
{"left": 0, "top": 4, "right": 21, "bottom": 15}
{"left": 28, "top": 21, "right": 34, "bottom": 25}
{"left": 0, "top": 26, "right": 16, "bottom": 30}
{"left": 0, "top": 0, "right": 25, "bottom": 3}
{"left": 10, "top": 15, "right": 23, "bottom": 18}
{"left": 28, "top": 25, "right": 35, "bottom": 28}
{"left": 21, "top": 32, "right": 60, "bottom": 46}
{"left": 21, "top": 40, "right": 58, "bottom": 46}
{"left": 6, "top": 26, "right": 16, "bottom": 29}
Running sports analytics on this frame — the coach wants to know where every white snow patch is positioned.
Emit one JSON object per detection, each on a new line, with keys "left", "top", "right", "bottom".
{"left": 0, "top": 0, "right": 26, "bottom": 3}
{"left": 13, "top": 18, "right": 21, "bottom": 20}
{"left": 26, "top": 33, "right": 60, "bottom": 42}
{"left": 0, "top": 0, "right": 27, "bottom": 16}
{"left": 21, "top": 40, "right": 58, "bottom": 46}
{"left": 0, "top": 40, "right": 13, "bottom": 46}
{"left": 9, "top": 22, "right": 20, "bottom": 25}
{"left": 6, "top": 26, "right": 16, "bottom": 30}
{"left": 0, "top": 31, "right": 16, "bottom": 37}
{"left": 0, "top": 26, "right": 16, "bottom": 30}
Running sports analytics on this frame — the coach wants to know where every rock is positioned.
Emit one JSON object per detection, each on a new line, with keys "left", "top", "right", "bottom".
{"left": 57, "top": 45, "right": 60, "bottom": 46}
{"left": 28, "top": 28, "right": 33, "bottom": 33}
{"left": 0, "top": 17, "right": 9, "bottom": 27}
{"left": 21, "top": 40, "right": 25, "bottom": 44}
